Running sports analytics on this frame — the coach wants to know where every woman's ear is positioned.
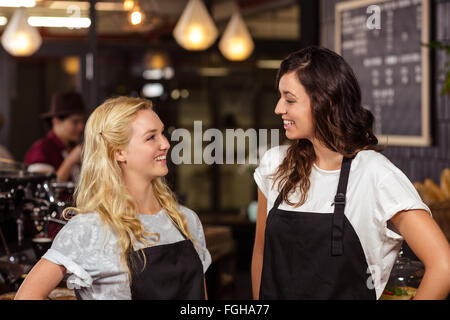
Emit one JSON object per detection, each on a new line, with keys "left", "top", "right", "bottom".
{"left": 115, "top": 149, "right": 127, "bottom": 164}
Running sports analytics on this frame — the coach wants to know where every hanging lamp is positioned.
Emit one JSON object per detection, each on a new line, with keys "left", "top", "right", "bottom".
{"left": 123, "top": 0, "right": 135, "bottom": 11}
{"left": 129, "top": 0, "right": 144, "bottom": 25}
{"left": 173, "top": 0, "right": 218, "bottom": 51}
{"left": 1, "top": 7, "right": 42, "bottom": 57}
{"left": 219, "top": 10, "right": 254, "bottom": 61}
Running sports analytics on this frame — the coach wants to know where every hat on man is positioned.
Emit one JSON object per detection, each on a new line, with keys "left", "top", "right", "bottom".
{"left": 40, "top": 91, "right": 86, "bottom": 119}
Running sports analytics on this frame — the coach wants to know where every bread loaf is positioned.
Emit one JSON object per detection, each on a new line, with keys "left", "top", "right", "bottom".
{"left": 414, "top": 182, "right": 437, "bottom": 205}
{"left": 424, "top": 178, "right": 447, "bottom": 202}
{"left": 440, "top": 168, "right": 450, "bottom": 199}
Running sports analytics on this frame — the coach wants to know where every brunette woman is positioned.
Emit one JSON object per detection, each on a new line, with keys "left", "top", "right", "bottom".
{"left": 251, "top": 46, "right": 450, "bottom": 300}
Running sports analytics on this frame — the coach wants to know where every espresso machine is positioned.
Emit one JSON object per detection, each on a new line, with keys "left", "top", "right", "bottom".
{"left": 0, "top": 158, "right": 73, "bottom": 292}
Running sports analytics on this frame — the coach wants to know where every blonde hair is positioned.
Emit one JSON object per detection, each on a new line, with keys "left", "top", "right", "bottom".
{"left": 63, "top": 96, "right": 194, "bottom": 278}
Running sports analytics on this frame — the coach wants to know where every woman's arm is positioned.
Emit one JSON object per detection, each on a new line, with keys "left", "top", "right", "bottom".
{"left": 14, "top": 258, "right": 66, "bottom": 300}
{"left": 251, "top": 187, "right": 268, "bottom": 300}
{"left": 390, "top": 209, "right": 450, "bottom": 300}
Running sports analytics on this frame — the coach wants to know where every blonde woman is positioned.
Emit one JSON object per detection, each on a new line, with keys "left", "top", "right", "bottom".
{"left": 15, "top": 96, "right": 211, "bottom": 300}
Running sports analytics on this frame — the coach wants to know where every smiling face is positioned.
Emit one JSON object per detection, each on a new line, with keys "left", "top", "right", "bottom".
{"left": 116, "top": 109, "right": 170, "bottom": 181}
{"left": 274, "top": 71, "right": 315, "bottom": 141}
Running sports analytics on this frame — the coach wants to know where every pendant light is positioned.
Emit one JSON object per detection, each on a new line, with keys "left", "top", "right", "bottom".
{"left": 128, "top": 0, "right": 144, "bottom": 25}
{"left": 62, "top": 56, "right": 80, "bottom": 75}
{"left": 1, "top": 7, "right": 42, "bottom": 57}
{"left": 173, "top": 0, "right": 218, "bottom": 51}
{"left": 123, "top": 0, "right": 134, "bottom": 11}
{"left": 129, "top": 6, "right": 144, "bottom": 25}
{"left": 219, "top": 10, "right": 254, "bottom": 61}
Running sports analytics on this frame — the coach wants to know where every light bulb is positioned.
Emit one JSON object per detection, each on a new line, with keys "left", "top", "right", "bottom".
{"left": 62, "top": 56, "right": 80, "bottom": 75}
{"left": 123, "top": 0, "right": 134, "bottom": 11}
{"left": 219, "top": 11, "right": 254, "bottom": 61}
{"left": 229, "top": 38, "right": 245, "bottom": 56}
{"left": 130, "top": 9, "right": 143, "bottom": 25}
{"left": 128, "top": 0, "right": 144, "bottom": 26}
{"left": 1, "top": 7, "right": 42, "bottom": 56}
{"left": 173, "top": 0, "right": 218, "bottom": 51}
{"left": 11, "top": 32, "right": 31, "bottom": 55}
{"left": 187, "top": 25, "right": 204, "bottom": 46}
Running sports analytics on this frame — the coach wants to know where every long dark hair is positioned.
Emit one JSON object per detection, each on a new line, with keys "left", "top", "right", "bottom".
{"left": 272, "top": 46, "right": 382, "bottom": 207}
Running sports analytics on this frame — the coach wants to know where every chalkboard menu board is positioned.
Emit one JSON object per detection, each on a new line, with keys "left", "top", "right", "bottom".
{"left": 335, "top": 0, "right": 431, "bottom": 146}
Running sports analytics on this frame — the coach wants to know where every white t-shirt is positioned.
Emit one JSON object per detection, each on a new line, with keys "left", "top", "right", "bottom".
{"left": 42, "top": 206, "right": 211, "bottom": 300}
{"left": 253, "top": 145, "right": 431, "bottom": 299}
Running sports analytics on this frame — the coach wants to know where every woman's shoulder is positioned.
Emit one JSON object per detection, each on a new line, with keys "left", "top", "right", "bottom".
{"left": 263, "top": 144, "right": 290, "bottom": 159}
{"left": 176, "top": 205, "right": 207, "bottom": 241}
{"left": 354, "top": 150, "right": 404, "bottom": 179}
{"left": 51, "top": 211, "right": 110, "bottom": 250}
{"left": 258, "top": 144, "right": 290, "bottom": 171}
{"left": 176, "top": 205, "right": 201, "bottom": 224}
{"left": 64, "top": 211, "right": 105, "bottom": 231}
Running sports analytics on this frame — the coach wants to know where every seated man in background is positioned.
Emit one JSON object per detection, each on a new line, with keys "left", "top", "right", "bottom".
{"left": 24, "top": 91, "right": 85, "bottom": 182}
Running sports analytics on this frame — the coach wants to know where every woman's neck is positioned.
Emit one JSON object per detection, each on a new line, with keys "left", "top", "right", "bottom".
{"left": 311, "top": 139, "right": 343, "bottom": 171}
{"left": 123, "top": 174, "right": 161, "bottom": 214}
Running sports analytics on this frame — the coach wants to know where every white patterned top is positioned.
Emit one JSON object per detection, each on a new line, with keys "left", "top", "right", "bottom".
{"left": 42, "top": 206, "right": 211, "bottom": 300}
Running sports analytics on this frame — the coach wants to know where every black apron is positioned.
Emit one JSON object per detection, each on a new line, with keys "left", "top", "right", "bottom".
{"left": 74, "top": 217, "right": 205, "bottom": 300}
{"left": 128, "top": 222, "right": 205, "bottom": 300}
{"left": 259, "top": 157, "right": 376, "bottom": 300}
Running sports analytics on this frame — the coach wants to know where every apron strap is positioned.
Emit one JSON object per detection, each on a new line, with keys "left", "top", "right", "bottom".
{"left": 331, "top": 157, "right": 352, "bottom": 256}
{"left": 270, "top": 156, "right": 353, "bottom": 256}
{"left": 167, "top": 213, "right": 188, "bottom": 240}
{"left": 271, "top": 192, "right": 284, "bottom": 212}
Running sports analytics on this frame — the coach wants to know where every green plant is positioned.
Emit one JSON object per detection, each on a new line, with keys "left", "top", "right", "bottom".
{"left": 423, "top": 41, "right": 450, "bottom": 97}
